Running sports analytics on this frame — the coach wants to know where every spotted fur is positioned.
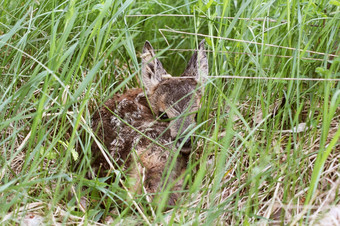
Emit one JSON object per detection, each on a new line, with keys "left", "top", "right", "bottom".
{"left": 91, "top": 40, "right": 208, "bottom": 206}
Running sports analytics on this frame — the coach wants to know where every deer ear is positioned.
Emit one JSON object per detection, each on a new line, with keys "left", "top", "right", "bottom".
{"left": 182, "top": 40, "right": 208, "bottom": 85}
{"left": 141, "top": 41, "right": 169, "bottom": 93}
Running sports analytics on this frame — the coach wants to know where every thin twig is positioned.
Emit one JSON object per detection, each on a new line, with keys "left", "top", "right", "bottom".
{"left": 177, "top": 75, "right": 340, "bottom": 82}
{"left": 209, "top": 75, "right": 340, "bottom": 82}
{"left": 126, "top": 14, "right": 285, "bottom": 23}
{"left": 155, "top": 48, "right": 325, "bottom": 62}
{"left": 125, "top": 14, "right": 287, "bottom": 23}
{"left": 126, "top": 14, "right": 332, "bottom": 28}
{"left": 159, "top": 28, "right": 339, "bottom": 58}
{"left": 71, "top": 183, "right": 86, "bottom": 213}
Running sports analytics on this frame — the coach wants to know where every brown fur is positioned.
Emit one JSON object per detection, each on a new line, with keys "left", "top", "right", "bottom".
{"left": 91, "top": 40, "right": 208, "bottom": 206}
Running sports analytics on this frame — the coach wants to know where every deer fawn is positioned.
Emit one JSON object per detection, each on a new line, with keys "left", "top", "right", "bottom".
{"left": 91, "top": 40, "right": 208, "bottom": 206}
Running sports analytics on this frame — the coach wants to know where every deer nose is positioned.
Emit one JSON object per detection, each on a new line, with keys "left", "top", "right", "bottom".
{"left": 178, "top": 137, "right": 191, "bottom": 148}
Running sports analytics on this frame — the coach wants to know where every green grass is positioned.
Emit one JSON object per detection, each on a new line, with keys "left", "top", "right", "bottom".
{"left": 1, "top": 0, "right": 340, "bottom": 224}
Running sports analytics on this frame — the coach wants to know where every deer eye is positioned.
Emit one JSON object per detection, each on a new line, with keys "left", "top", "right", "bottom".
{"left": 158, "top": 111, "right": 169, "bottom": 120}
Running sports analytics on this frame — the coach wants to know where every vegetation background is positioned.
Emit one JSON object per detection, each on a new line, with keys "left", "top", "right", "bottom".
{"left": 1, "top": 0, "right": 339, "bottom": 224}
